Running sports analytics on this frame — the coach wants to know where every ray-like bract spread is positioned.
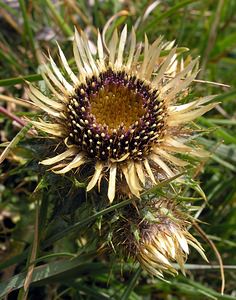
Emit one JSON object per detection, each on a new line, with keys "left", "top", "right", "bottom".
{"left": 29, "top": 26, "right": 216, "bottom": 203}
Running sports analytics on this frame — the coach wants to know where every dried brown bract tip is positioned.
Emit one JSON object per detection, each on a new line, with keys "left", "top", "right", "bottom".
{"left": 109, "top": 199, "right": 207, "bottom": 277}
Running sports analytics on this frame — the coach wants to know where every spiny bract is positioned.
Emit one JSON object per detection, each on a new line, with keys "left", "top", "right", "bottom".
{"left": 29, "top": 25, "right": 216, "bottom": 202}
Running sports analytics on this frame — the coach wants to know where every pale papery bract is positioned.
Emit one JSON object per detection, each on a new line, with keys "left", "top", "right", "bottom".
{"left": 28, "top": 25, "right": 216, "bottom": 203}
{"left": 109, "top": 199, "right": 208, "bottom": 277}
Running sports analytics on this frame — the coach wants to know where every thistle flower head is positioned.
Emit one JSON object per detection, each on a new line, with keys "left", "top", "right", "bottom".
{"left": 109, "top": 199, "right": 207, "bottom": 277}
{"left": 29, "top": 26, "right": 216, "bottom": 202}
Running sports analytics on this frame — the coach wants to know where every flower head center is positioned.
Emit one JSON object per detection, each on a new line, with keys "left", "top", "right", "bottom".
{"left": 67, "top": 69, "right": 166, "bottom": 161}
{"left": 90, "top": 84, "right": 145, "bottom": 133}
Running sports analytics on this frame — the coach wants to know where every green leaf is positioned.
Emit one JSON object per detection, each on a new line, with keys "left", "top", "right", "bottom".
{"left": 144, "top": 0, "right": 199, "bottom": 32}
{"left": 0, "top": 74, "right": 42, "bottom": 87}
{"left": 43, "top": 0, "right": 73, "bottom": 37}
{"left": 18, "top": 0, "right": 37, "bottom": 63}
{"left": 42, "top": 175, "right": 181, "bottom": 247}
{"left": 198, "top": 117, "right": 236, "bottom": 145}
{"left": 120, "top": 267, "right": 142, "bottom": 300}
{"left": 0, "top": 123, "right": 33, "bottom": 164}
{"left": 0, "top": 253, "right": 99, "bottom": 298}
{"left": 211, "top": 32, "right": 236, "bottom": 58}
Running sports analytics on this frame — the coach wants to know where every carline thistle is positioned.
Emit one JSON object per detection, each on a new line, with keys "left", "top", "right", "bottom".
{"left": 29, "top": 25, "right": 216, "bottom": 202}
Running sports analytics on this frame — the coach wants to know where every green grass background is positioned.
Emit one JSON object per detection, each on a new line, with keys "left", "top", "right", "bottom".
{"left": 0, "top": 0, "right": 236, "bottom": 299}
